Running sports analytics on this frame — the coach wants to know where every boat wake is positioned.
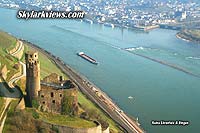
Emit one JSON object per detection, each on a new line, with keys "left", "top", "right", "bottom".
{"left": 125, "top": 46, "right": 144, "bottom": 51}
{"left": 124, "top": 46, "right": 170, "bottom": 52}
{"left": 186, "top": 56, "right": 200, "bottom": 60}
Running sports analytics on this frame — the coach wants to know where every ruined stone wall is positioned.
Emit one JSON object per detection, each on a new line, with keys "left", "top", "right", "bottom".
{"left": 38, "top": 86, "right": 78, "bottom": 114}
{"left": 38, "top": 86, "right": 63, "bottom": 113}
{"left": 43, "top": 121, "right": 103, "bottom": 133}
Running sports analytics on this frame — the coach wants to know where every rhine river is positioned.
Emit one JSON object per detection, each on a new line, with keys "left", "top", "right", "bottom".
{"left": 0, "top": 8, "right": 200, "bottom": 133}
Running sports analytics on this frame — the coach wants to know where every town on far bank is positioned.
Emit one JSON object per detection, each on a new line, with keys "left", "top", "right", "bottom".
{"left": 1, "top": 0, "right": 200, "bottom": 31}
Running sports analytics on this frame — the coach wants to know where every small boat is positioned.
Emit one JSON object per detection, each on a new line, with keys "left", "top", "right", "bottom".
{"left": 77, "top": 52, "right": 98, "bottom": 65}
{"left": 128, "top": 96, "right": 133, "bottom": 99}
{"left": 136, "top": 117, "right": 141, "bottom": 126}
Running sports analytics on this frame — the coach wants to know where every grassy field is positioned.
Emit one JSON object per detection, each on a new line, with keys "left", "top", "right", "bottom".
{"left": 78, "top": 92, "right": 121, "bottom": 132}
{"left": 3, "top": 99, "right": 19, "bottom": 133}
{"left": 4, "top": 106, "right": 96, "bottom": 132}
{"left": 0, "top": 31, "right": 17, "bottom": 50}
{"left": 38, "top": 110, "right": 96, "bottom": 128}
{"left": 0, "top": 31, "right": 19, "bottom": 81}
{"left": 7, "top": 100, "right": 19, "bottom": 117}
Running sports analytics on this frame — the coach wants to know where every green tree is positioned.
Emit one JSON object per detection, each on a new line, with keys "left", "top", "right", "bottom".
{"left": 61, "top": 93, "right": 74, "bottom": 115}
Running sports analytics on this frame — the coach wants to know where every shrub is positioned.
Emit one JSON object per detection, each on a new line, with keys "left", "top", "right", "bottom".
{"left": 51, "top": 125, "right": 59, "bottom": 133}
{"left": 32, "top": 110, "right": 39, "bottom": 119}
{"left": 32, "top": 99, "right": 39, "bottom": 109}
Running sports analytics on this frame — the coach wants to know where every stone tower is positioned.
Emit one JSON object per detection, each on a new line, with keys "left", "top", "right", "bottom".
{"left": 25, "top": 51, "right": 40, "bottom": 102}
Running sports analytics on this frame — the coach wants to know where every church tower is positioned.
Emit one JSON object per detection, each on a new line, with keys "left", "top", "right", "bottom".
{"left": 25, "top": 51, "right": 40, "bottom": 102}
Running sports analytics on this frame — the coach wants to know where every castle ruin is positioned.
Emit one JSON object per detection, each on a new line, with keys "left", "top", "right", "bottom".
{"left": 25, "top": 51, "right": 109, "bottom": 133}
{"left": 25, "top": 51, "right": 78, "bottom": 114}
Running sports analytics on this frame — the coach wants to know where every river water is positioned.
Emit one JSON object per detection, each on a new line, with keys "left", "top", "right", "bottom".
{"left": 0, "top": 8, "right": 200, "bottom": 133}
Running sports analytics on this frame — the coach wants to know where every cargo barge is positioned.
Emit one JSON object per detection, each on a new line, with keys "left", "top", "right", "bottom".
{"left": 77, "top": 52, "right": 98, "bottom": 65}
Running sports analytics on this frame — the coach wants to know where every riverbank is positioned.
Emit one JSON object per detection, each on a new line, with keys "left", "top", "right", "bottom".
{"left": 83, "top": 17, "right": 160, "bottom": 32}
{"left": 20, "top": 39, "right": 145, "bottom": 133}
